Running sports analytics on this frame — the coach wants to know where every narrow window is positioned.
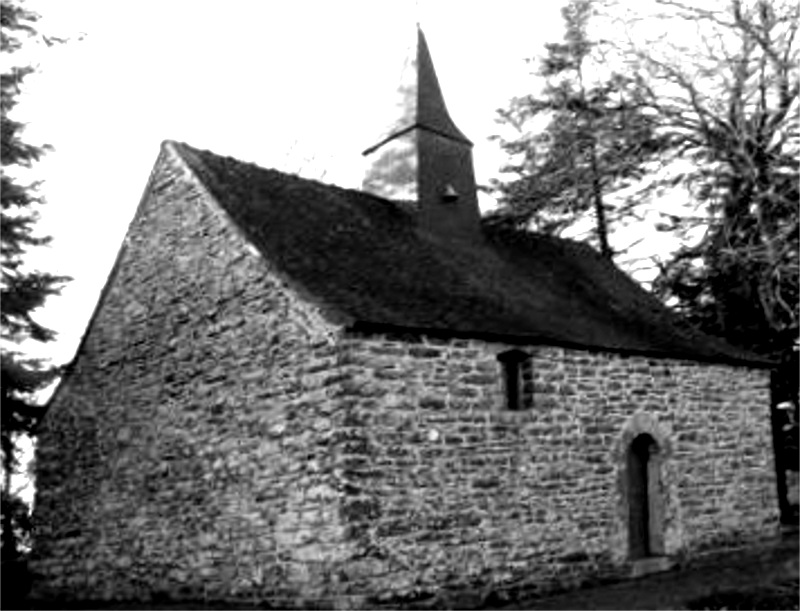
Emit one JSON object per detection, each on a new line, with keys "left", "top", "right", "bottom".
{"left": 498, "top": 350, "right": 532, "bottom": 411}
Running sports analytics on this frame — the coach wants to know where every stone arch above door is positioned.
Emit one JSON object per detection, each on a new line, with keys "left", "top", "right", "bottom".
{"left": 617, "top": 411, "right": 672, "bottom": 459}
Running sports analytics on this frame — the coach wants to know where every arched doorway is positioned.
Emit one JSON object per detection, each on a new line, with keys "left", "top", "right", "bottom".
{"left": 627, "top": 433, "right": 661, "bottom": 558}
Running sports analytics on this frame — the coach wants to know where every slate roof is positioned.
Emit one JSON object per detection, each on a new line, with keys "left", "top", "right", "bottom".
{"left": 172, "top": 141, "right": 772, "bottom": 368}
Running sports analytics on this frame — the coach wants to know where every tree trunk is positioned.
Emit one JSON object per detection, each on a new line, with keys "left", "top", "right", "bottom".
{"left": 589, "top": 138, "right": 612, "bottom": 259}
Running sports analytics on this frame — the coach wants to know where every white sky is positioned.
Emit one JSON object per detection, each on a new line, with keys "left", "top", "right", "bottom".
{"left": 12, "top": 0, "right": 695, "bottom": 367}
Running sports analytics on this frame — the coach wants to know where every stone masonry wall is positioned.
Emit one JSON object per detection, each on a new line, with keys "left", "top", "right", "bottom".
{"left": 30, "top": 144, "right": 356, "bottom": 607}
{"left": 30, "top": 143, "right": 779, "bottom": 609}
{"left": 331, "top": 332, "right": 778, "bottom": 606}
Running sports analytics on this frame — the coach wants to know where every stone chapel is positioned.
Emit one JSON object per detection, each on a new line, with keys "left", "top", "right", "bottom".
{"left": 29, "top": 26, "right": 780, "bottom": 608}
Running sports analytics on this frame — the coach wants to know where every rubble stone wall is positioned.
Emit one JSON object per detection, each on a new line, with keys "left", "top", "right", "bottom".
{"left": 30, "top": 144, "right": 353, "bottom": 607}
{"left": 332, "top": 332, "right": 778, "bottom": 606}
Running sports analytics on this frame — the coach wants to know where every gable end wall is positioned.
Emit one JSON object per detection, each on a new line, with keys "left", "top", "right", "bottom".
{"left": 30, "top": 144, "right": 354, "bottom": 606}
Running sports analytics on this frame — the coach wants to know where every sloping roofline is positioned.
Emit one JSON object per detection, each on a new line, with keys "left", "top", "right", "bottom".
{"left": 44, "top": 137, "right": 776, "bottom": 424}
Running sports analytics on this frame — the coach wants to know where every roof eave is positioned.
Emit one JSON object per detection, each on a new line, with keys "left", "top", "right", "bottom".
{"left": 345, "top": 321, "right": 777, "bottom": 370}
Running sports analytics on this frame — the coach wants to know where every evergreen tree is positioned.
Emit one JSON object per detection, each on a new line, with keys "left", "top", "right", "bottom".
{"left": 1, "top": 0, "right": 68, "bottom": 561}
{"left": 489, "top": 0, "right": 660, "bottom": 259}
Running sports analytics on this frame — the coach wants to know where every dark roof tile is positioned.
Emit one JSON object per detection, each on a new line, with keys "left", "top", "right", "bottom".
{"left": 172, "top": 141, "right": 772, "bottom": 368}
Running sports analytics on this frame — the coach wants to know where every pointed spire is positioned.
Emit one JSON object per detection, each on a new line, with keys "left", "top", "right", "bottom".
{"left": 362, "top": 26, "right": 481, "bottom": 242}
{"left": 362, "top": 26, "right": 470, "bottom": 158}
{"left": 415, "top": 27, "right": 471, "bottom": 146}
